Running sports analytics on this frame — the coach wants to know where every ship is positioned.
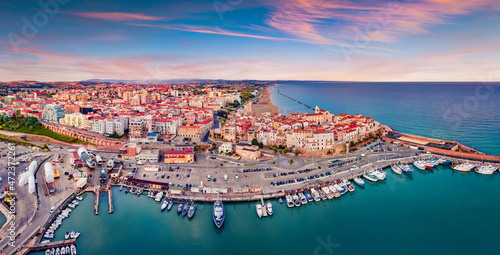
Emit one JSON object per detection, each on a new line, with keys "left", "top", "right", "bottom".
{"left": 95, "top": 154, "right": 105, "bottom": 165}
{"left": 188, "top": 204, "right": 197, "bottom": 218}
{"left": 213, "top": 199, "right": 225, "bottom": 228}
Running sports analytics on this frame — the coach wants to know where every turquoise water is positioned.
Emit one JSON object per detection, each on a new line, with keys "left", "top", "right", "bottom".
{"left": 32, "top": 167, "right": 500, "bottom": 255}
{"left": 30, "top": 82, "right": 500, "bottom": 255}
{"left": 270, "top": 82, "right": 500, "bottom": 155}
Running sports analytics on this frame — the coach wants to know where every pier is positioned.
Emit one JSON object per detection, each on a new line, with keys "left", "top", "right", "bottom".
{"left": 18, "top": 239, "right": 76, "bottom": 255}
{"left": 261, "top": 198, "right": 268, "bottom": 217}
{"left": 108, "top": 188, "right": 113, "bottom": 214}
{"left": 94, "top": 189, "right": 99, "bottom": 215}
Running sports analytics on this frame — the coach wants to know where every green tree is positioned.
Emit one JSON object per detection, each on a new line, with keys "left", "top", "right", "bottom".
{"left": 43, "top": 144, "right": 49, "bottom": 151}
{"left": 284, "top": 148, "right": 289, "bottom": 153}
{"left": 294, "top": 150, "right": 300, "bottom": 156}
{"left": 251, "top": 138, "right": 259, "bottom": 146}
{"left": 258, "top": 142, "right": 264, "bottom": 149}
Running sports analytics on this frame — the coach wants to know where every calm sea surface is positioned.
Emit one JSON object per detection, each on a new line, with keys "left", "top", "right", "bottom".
{"left": 29, "top": 82, "right": 500, "bottom": 255}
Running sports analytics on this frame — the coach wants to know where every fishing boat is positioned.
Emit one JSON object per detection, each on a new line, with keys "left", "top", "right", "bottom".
{"left": 285, "top": 194, "right": 294, "bottom": 207}
{"left": 61, "top": 247, "right": 65, "bottom": 255}
{"left": 66, "top": 246, "right": 70, "bottom": 254}
{"left": 65, "top": 232, "right": 70, "bottom": 239}
{"left": 322, "top": 187, "right": 334, "bottom": 199}
{"left": 161, "top": 200, "right": 168, "bottom": 211}
{"left": 475, "top": 165, "right": 497, "bottom": 175}
{"left": 95, "top": 154, "right": 105, "bottom": 165}
{"left": 167, "top": 201, "right": 173, "bottom": 211}
{"left": 304, "top": 191, "right": 314, "bottom": 202}
{"left": 177, "top": 204, "right": 184, "bottom": 213}
{"left": 438, "top": 158, "right": 452, "bottom": 165}
{"left": 292, "top": 194, "right": 301, "bottom": 206}
{"left": 413, "top": 161, "right": 427, "bottom": 170}
{"left": 391, "top": 164, "right": 402, "bottom": 174}
{"left": 399, "top": 164, "right": 413, "bottom": 175}
{"left": 266, "top": 202, "right": 273, "bottom": 215}
{"left": 46, "top": 249, "right": 51, "bottom": 255}
{"left": 424, "top": 160, "right": 436, "bottom": 169}
{"left": 310, "top": 188, "right": 321, "bottom": 202}
{"left": 363, "top": 172, "right": 378, "bottom": 182}
{"left": 188, "top": 204, "right": 197, "bottom": 218}
{"left": 70, "top": 231, "right": 75, "bottom": 239}
{"left": 318, "top": 189, "right": 328, "bottom": 200}
{"left": 56, "top": 248, "right": 60, "bottom": 255}
{"left": 182, "top": 204, "right": 189, "bottom": 216}
{"left": 353, "top": 177, "right": 365, "bottom": 186}
{"left": 334, "top": 183, "right": 346, "bottom": 195}
{"left": 51, "top": 248, "right": 55, "bottom": 255}
{"left": 107, "top": 158, "right": 115, "bottom": 171}
{"left": 74, "top": 232, "right": 80, "bottom": 239}
{"left": 344, "top": 180, "right": 355, "bottom": 192}
{"left": 452, "top": 163, "right": 475, "bottom": 172}
{"left": 374, "top": 169, "right": 387, "bottom": 180}
{"left": 278, "top": 197, "right": 283, "bottom": 204}
{"left": 256, "top": 204, "right": 263, "bottom": 218}
{"left": 298, "top": 192, "right": 308, "bottom": 205}
{"left": 124, "top": 188, "right": 128, "bottom": 194}
{"left": 71, "top": 244, "right": 77, "bottom": 255}
{"left": 155, "top": 192, "right": 164, "bottom": 202}
{"left": 213, "top": 199, "right": 225, "bottom": 228}
{"left": 328, "top": 185, "right": 339, "bottom": 198}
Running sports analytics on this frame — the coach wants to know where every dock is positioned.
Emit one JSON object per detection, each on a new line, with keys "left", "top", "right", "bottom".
{"left": 108, "top": 188, "right": 113, "bottom": 214}
{"left": 94, "top": 189, "right": 99, "bottom": 215}
{"left": 261, "top": 198, "right": 268, "bottom": 217}
{"left": 18, "top": 239, "right": 76, "bottom": 255}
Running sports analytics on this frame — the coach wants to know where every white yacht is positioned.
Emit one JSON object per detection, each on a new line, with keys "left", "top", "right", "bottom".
{"left": 391, "top": 164, "right": 402, "bottom": 174}
{"left": 452, "top": 163, "right": 475, "bottom": 172}
{"left": 310, "top": 188, "right": 321, "bottom": 202}
{"left": 285, "top": 194, "right": 294, "bottom": 208}
{"left": 161, "top": 200, "right": 168, "bottom": 211}
{"left": 475, "top": 165, "right": 497, "bottom": 175}
{"left": 374, "top": 169, "right": 387, "bottom": 180}
{"left": 298, "top": 192, "right": 308, "bottom": 205}
{"left": 413, "top": 161, "right": 427, "bottom": 170}
{"left": 256, "top": 204, "right": 263, "bottom": 218}
{"left": 266, "top": 202, "right": 273, "bottom": 216}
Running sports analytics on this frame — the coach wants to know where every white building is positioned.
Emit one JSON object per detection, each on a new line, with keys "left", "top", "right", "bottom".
{"left": 219, "top": 142, "right": 233, "bottom": 154}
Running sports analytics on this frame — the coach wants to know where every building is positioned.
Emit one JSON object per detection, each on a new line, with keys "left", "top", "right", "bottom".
{"left": 41, "top": 104, "right": 65, "bottom": 123}
{"left": 219, "top": 142, "right": 233, "bottom": 154}
{"left": 59, "top": 113, "right": 86, "bottom": 129}
{"left": 129, "top": 119, "right": 148, "bottom": 140}
{"left": 235, "top": 144, "right": 261, "bottom": 160}
{"left": 177, "top": 126, "right": 203, "bottom": 142}
{"left": 136, "top": 149, "right": 160, "bottom": 163}
{"left": 164, "top": 148, "right": 194, "bottom": 163}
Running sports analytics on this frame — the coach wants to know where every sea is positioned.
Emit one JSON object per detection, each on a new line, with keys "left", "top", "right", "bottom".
{"left": 27, "top": 82, "right": 500, "bottom": 255}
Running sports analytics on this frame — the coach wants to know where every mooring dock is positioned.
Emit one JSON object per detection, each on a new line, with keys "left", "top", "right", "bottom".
{"left": 18, "top": 239, "right": 76, "bottom": 255}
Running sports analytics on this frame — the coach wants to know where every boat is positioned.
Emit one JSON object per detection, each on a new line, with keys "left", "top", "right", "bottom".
{"left": 161, "top": 200, "right": 168, "bottom": 211}
{"left": 75, "top": 196, "right": 83, "bottom": 201}
{"left": 391, "top": 164, "right": 402, "bottom": 174}
{"left": 119, "top": 186, "right": 123, "bottom": 191}
{"left": 475, "top": 165, "right": 497, "bottom": 175}
{"left": 56, "top": 248, "right": 60, "bottom": 255}
{"left": 213, "top": 199, "right": 225, "bottom": 228}
{"left": 65, "top": 232, "right": 70, "bottom": 239}
{"left": 363, "top": 172, "right": 378, "bottom": 182}
{"left": 51, "top": 248, "right": 55, "bottom": 255}
{"left": 167, "top": 201, "right": 173, "bottom": 211}
{"left": 399, "top": 164, "right": 413, "bottom": 175}
{"left": 74, "top": 232, "right": 80, "bottom": 239}
{"left": 321, "top": 187, "right": 333, "bottom": 199}
{"left": 86, "top": 158, "right": 96, "bottom": 169}
{"left": 71, "top": 244, "right": 77, "bottom": 255}
{"left": 278, "top": 197, "right": 283, "bottom": 204}
{"left": 177, "top": 204, "right": 184, "bottom": 213}
{"left": 266, "top": 202, "right": 273, "bottom": 215}
{"left": 124, "top": 188, "right": 128, "bottom": 194}
{"left": 304, "top": 191, "right": 313, "bottom": 202}
{"left": 438, "top": 158, "right": 452, "bottom": 165}
{"left": 285, "top": 194, "right": 294, "bottom": 207}
{"left": 292, "top": 194, "right": 301, "bottom": 206}
{"left": 353, "top": 177, "right": 365, "bottom": 186}
{"left": 95, "top": 154, "right": 105, "bottom": 165}
{"left": 182, "top": 204, "right": 189, "bottom": 216}
{"left": 413, "top": 161, "right": 427, "bottom": 170}
{"left": 61, "top": 247, "right": 65, "bottom": 255}
{"left": 344, "top": 180, "right": 355, "bottom": 192}
{"left": 328, "top": 185, "right": 339, "bottom": 198}
{"left": 155, "top": 191, "right": 164, "bottom": 202}
{"left": 318, "top": 189, "right": 328, "bottom": 200}
{"left": 452, "top": 163, "right": 475, "bottom": 172}
{"left": 334, "top": 183, "right": 346, "bottom": 195}
{"left": 310, "top": 188, "right": 321, "bottom": 202}
{"left": 424, "top": 160, "right": 435, "bottom": 169}
{"left": 188, "top": 204, "right": 197, "bottom": 218}
{"left": 374, "top": 169, "right": 387, "bottom": 180}
{"left": 298, "top": 192, "right": 308, "bottom": 204}
{"left": 256, "top": 204, "right": 263, "bottom": 218}
{"left": 46, "top": 249, "right": 51, "bottom": 255}
{"left": 107, "top": 158, "right": 115, "bottom": 171}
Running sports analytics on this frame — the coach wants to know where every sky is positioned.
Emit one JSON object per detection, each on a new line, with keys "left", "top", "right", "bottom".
{"left": 0, "top": 0, "right": 499, "bottom": 82}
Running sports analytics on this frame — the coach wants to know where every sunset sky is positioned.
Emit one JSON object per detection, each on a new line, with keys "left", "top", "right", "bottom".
{"left": 1, "top": 0, "right": 499, "bottom": 82}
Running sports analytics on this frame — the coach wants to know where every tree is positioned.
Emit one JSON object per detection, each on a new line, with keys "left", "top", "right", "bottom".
{"left": 284, "top": 148, "right": 289, "bottom": 153}
{"left": 272, "top": 147, "right": 278, "bottom": 153}
{"left": 258, "top": 142, "right": 264, "bottom": 149}
{"left": 294, "top": 150, "right": 300, "bottom": 156}
{"left": 251, "top": 138, "right": 259, "bottom": 146}
{"left": 288, "top": 159, "right": 294, "bottom": 165}
{"left": 43, "top": 144, "right": 49, "bottom": 151}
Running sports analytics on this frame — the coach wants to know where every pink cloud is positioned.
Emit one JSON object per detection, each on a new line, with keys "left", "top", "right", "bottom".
{"left": 71, "top": 12, "right": 164, "bottom": 21}
{"left": 265, "top": 0, "right": 500, "bottom": 44}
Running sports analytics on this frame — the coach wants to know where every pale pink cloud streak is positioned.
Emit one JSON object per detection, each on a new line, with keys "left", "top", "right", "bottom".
{"left": 71, "top": 12, "right": 164, "bottom": 21}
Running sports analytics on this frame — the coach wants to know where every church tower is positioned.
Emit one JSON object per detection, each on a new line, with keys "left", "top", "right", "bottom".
{"left": 314, "top": 105, "right": 320, "bottom": 114}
